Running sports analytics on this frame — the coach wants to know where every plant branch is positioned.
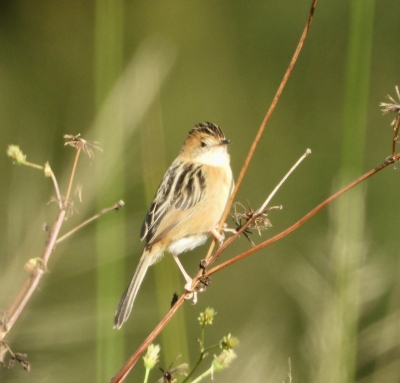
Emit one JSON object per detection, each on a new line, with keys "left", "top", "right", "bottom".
{"left": 1, "top": 145, "right": 84, "bottom": 341}
{"left": 49, "top": 169, "right": 63, "bottom": 210}
{"left": 207, "top": 155, "right": 397, "bottom": 276}
{"left": 205, "top": 0, "right": 318, "bottom": 263}
{"left": 182, "top": 343, "right": 220, "bottom": 383}
{"left": 110, "top": 295, "right": 188, "bottom": 382}
{"left": 65, "top": 148, "right": 81, "bottom": 204}
{"left": 56, "top": 200, "right": 125, "bottom": 245}
{"left": 392, "top": 112, "right": 400, "bottom": 157}
{"left": 24, "top": 161, "right": 43, "bottom": 170}
{"left": 206, "top": 149, "right": 311, "bottom": 266}
{"left": 1, "top": 209, "right": 66, "bottom": 340}
{"left": 257, "top": 148, "right": 311, "bottom": 214}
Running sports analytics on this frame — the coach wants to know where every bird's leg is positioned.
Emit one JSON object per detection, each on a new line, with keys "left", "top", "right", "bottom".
{"left": 211, "top": 228, "right": 225, "bottom": 244}
{"left": 172, "top": 254, "right": 198, "bottom": 303}
{"left": 211, "top": 223, "right": 237, "bottom": 246}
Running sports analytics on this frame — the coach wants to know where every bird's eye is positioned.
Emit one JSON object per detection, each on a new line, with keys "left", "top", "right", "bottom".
{"left": 200, "top": 141, "right": 207, "bottom": 148}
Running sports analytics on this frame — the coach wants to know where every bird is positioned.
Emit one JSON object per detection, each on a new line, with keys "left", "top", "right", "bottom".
{"left": 113, "top": 122, "right": 234, "bottom": 329}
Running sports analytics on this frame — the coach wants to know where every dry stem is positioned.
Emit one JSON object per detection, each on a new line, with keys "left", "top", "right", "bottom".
{"left": 2, "top": 129, "right": 122, "bottom": 341}
{"left": 56, "top": 200, "right": 125, "bottom": 245}
{"left": 49, "top": 170, "right": 63, "bottom": 210}
{"left": 208, "top": 156, "right": 396, "bottom": 275}
{"left": 2, "top": 146, "right": 104, "bottom": 340}
{"left": 0, "top": 147, "right": 83, "bottom": 340}
{"left": 204, "top": 0, "right": 318, "bottom": 263}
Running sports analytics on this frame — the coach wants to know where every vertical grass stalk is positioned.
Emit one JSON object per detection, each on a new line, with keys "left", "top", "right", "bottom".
{"left": 140, "top": 107, "right": 190, "bottom": 365}
{"left": 94, "top": 0, "right": 126, "bottom": 381}
{"left": 326, "top": 1, "right": 374, "bottom": 382}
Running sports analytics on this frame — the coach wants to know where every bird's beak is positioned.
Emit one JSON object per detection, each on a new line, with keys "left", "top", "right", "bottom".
{"left": 219, "top": 139, "right": 231, "bottom": 146}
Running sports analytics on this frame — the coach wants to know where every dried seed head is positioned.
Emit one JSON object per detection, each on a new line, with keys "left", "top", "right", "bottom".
{"left": 231, "top": 201, "right": 272, "bottom": 245}
{"left": 64, "top": 134, "right": 102, "bottom": 158}
{"left": 380, "top": 86, "right": 400, "bottom": 130}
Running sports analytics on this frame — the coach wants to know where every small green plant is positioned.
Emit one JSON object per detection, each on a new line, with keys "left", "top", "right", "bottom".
{"left": 141, "top": 307, "right": 238, "bottom": 383}
{"left": 184, "top": 307, "right": 238, "bottom": 383}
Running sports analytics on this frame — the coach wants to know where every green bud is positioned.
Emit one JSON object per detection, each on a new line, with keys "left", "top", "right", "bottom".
{"left": 7, "top": 145, "right": 26, "bottom": 164}
{"left": 44, "top": 162, "right": 52, "bottom": 178}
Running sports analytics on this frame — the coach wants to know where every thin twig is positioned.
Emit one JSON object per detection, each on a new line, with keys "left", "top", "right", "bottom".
{"left": 256, "top": 149, "right": 311, "bottom": 214}
{"left": 110, "top": 295, "right": 188, "bottom": 382}
{"left": 207, "top": 149, "right": 311, "bottom": 266}
{"left": 207, "top": 156, "right": 397, "bottom": 276}
{"left": 24, "top": 161, "right": 43, "bottom": 170}
{"left": 4, "top": 277, "right": 32, "bottom": 323}
{"left": 205, "top": 0, "right": 318, "bottom": 263}
{"left": 380, "top": 85, "right": 400, "bottom": 157}
{"left": 65, "top": 149, "right": 81, "bottom": 204}
{"left": 287, "top": 357, "right": 292, "bottom": 383}
{"left": 392, "top": 114, "right": 400, "bottom": 157}
{"left": 0, "top": 209, "right": 67, "bottom": 340}
{"left": 50, "top": 171, "right": 63, "bottom": 210}
{"left": 56, "top": 201, "right": 125, "bottom": 245}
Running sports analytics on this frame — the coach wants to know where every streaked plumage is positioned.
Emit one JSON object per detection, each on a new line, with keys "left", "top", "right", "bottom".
{"left": 114, "top": 122, "right": 233, "bottom": 329}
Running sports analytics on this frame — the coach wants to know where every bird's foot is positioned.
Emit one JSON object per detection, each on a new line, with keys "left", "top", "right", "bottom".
{"left": 184, "top": 279, "right": 198, "bottom": 304}
{"left": 222, "top": 222, "right": 237, "bottom": 235}
{"left": 211, "top": 224, "right": 237, "bottom": 246}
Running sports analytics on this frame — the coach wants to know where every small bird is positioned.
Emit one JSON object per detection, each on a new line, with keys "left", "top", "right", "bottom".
{"left": 114, "top": 122, "right": 233, "bottom": 329}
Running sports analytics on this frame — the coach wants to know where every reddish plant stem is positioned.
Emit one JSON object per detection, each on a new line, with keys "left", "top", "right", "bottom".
{"left": 1, "top": 210, "right": 67, "bottom": 340}
{"left": 208, "top": 156, "right": 397, "bottom": 276}
{"left": 0, "top": 149, "right": 82, "bottom": 340}
{"left": 50, "top": 170, "right": 63, "bottom": 210}
{"left": 56, "top": 201, "right": 125, "bottom": 245}
{"left": 65, "top": 149, "right": 81, "bottom": 203}
{"left": 205, "top": 0, "right": 318, "bottom": 263}
{"left": 392, "top": 115, "right": 400, "bottom": 157}
{"left": 110, "top": 295, "right": 188, "bottom": 382}
{"left": 5, "top": 278, "right": 31, "bottom": 322}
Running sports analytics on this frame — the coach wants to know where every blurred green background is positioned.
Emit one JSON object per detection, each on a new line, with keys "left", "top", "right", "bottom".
{"left": 2, "top": 0, "right": 400, "bottom": 382}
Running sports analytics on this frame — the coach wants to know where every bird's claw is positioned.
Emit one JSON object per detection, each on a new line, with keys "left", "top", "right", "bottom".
{"left": 211, "top": 225, "right": 237, "bottom": 246}
{"left": 182, "top": 279, "right": 197, "bottom": 303}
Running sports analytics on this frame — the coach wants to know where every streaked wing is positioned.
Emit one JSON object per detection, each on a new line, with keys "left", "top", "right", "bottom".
{"left": 140, "top": 161, "right": 206, "bottom": 245}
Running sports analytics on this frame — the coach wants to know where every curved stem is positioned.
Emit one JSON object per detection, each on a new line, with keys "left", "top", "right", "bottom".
{"left": 208, "top": 156, "right": 396, "bottom": 276}
{"left": 65, "top": 148, "right": 81, "bottom": 204}
{"left": 205, "top": 0, "right": 319, "bottom": 263}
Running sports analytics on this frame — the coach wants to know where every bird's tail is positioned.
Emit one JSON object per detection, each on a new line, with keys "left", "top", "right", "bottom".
{"left": 113, "top": 249, "right": 154, "bottom": 329}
